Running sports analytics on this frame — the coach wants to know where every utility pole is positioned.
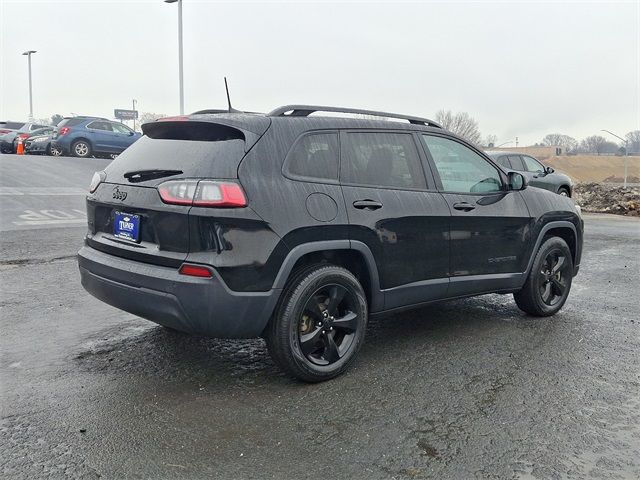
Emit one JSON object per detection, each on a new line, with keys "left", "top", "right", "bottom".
{"left": 22, "top": 50, "right": 37, "bottom": 121}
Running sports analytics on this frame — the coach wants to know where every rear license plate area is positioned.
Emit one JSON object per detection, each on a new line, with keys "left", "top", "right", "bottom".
{"left": 113, "top": 211, "right": 140, "bottom": 242}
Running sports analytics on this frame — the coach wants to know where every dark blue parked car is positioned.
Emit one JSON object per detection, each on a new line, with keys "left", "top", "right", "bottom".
{"left": 52, "top": 116, "right": 141, "bottom": 158}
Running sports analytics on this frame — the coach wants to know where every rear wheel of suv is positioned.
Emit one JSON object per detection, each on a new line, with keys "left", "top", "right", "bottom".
{"left": 514, "top": 236, "right": 573, "bottom": 316}
{"left": 265, "top": 265, "right": 368, "bottom": 382}
{"left": 558, "top": 186, "right": 570, "bottom": 197}
{"left": 72, "top": 140, "right": 91, "bottom": 158}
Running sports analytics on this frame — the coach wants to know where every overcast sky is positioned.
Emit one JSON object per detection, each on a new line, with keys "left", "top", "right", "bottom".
{"left": 1, "top": 0, "right": 638, "bottom": 145}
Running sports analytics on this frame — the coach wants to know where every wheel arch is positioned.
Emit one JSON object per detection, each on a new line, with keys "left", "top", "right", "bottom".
{"left": 525, "top": 221, "right": 578, "bottom": 276}
{"left": 272, "top": 240, "right": 383, "bottom": 312}
{"left": 558, "top": 184, "right": 572, "bottom": 196}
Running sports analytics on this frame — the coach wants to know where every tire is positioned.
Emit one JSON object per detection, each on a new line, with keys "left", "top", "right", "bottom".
{"left": 71, "top": 140, "right": 91, "bottom": 158}
{"left": 514, "top": 236, "right": 573, "bottom": 316}
{"left": 265, "top": 264, "right": 368, "bottom": 382}
{"left": 50, "top": 145, "right": 62, "bottom": 156}
{"left": 558, "top": 187, "right": 570, "bottom": 197}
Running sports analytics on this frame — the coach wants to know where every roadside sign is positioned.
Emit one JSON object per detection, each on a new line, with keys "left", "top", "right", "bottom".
{"left": 114, "top": 109, "right": 138, "bottom": 120}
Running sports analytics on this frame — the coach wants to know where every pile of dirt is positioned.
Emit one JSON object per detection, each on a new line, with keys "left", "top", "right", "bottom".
{"left": 573, "top": 183, "right": 640, "bottom": 216}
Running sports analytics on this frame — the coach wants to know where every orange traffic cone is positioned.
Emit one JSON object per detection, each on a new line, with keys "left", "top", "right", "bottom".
{"left": 16, "top": 140, "right": 24, "bottom": 155}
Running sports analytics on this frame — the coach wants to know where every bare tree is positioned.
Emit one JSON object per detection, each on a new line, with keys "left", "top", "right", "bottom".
{"left": 541, "top": 133, "right": 578, "bottom": 152}
{"left": 579, "top": 135, "right": 609, "bottom": 155}
{"left": 51, "top": 114, "right": 64, "bottom": 126}
{"left": 435, "top": 110, "right": 482, "bottom": 145}
{"left": 626, "top": 130, "right": 640, "bottom": 153}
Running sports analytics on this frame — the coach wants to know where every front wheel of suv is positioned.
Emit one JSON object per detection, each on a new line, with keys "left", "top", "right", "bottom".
{"left": 72, "top": 140, "right": 92, "bottom": 158}
{"left": 514, "top": 236, "right": 573, "bottom": 316}
{"left": 265, "top": 265, "right": 368, "bottom": 382}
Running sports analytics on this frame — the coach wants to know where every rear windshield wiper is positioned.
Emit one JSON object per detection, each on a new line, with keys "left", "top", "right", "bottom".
{"left": 123, "top": 169, "right": 183, "bottom": 183}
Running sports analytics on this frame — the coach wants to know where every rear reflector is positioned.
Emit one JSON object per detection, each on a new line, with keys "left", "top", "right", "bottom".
{"left": 58, "top": 127, "right": 70, "bottom": 136}
{"left": 158, "top": 179, "right": 247, "bottom": 207}
{"left": 179, "top": 264, "right": 213, "bottom": 278}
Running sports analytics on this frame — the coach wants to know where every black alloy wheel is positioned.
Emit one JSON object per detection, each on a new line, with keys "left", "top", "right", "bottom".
{"left": 298, "top": 284, "right": 359, "bottom": 366}
{"left": 514, "top": 236, "right": 573, "bottom": 316}
{"left": 538, "top": 249, "right": 571, "bottom": 307}
{"left": 265, "top": 265, "right": 367, "bottom": 382}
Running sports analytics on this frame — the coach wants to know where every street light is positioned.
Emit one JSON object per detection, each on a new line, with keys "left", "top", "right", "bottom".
{"left": 132, "top": 99, "right": 137, "bottom": 131}
{"left": 602, "top": 129, "right": 629, "bottom": 187}
{"left": 165, "top": 0, "right": 184, "bottom": 114}
{"left": 22, "top": 50, "right": 37, "bottom": 121}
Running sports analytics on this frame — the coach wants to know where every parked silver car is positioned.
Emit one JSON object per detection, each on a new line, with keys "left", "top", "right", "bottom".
{"left": 485, "top": 151, "right": 574, "bottom": 197}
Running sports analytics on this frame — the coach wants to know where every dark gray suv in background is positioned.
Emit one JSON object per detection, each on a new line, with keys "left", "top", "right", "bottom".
{"left": 79, "top": 105, "right": 584, "bottom": 382}
{"left": 485, "top": 150, "right": 574, "bottom": 197}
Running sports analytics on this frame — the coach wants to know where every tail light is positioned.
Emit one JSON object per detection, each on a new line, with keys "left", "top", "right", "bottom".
{"left": 179, "top": 264, "right": 213, "bottom": 278}
{"left": 158, "top": 180, "right": 247, "bottom": 207}
{"left": 89, "top": 171, "right": 106, "bottom": 193}
{"left": 18, "top": 133, "right": 29, "bottom": 140}
{"left": 0, "top": 129, "right": 11, "bottom": 134}
{"left": 58, "top": 127, "right": 70, "bottom": 136}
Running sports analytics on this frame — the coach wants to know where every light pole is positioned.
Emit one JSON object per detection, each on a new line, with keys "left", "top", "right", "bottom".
{"left": 22, "top": 50, "right": 37, "bottom": 121}
{"left": 602, "top": 129, "right": 629, "bottom": 187}
{"left": 165, "top": 0, "right": 184, "bottom": 114}
{"left": 132, "top": 99, "right": 137, "bottom": 131}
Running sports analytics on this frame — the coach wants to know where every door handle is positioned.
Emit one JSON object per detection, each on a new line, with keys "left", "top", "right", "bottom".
{"left": 353, "top": 199, "right": 383, "bottom": 210}
{"left": 452, "top": 202, "right": 476, "bottom": 212}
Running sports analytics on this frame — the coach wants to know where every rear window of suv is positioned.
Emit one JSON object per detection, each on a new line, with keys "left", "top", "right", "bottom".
{"left": 105, "top": 122, "right": 247, "bottom": 182}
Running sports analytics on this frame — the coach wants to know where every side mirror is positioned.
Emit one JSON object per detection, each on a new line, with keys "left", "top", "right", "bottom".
{"left": 545, "top": 166, "right": 554, "bottom": 174}
{"left": 508, "top": 171, "right": 528, "bottom": 191}
{"left": 128, "top": 131, "right": 135, "bottom": 136}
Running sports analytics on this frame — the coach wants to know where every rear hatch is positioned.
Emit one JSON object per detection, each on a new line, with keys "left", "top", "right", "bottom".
{"left": 85, "top": 115, "right": 270, "bottom": 267}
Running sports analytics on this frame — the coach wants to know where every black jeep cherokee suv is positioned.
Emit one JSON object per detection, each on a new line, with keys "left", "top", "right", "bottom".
{"left": 78, "top": 105, "right": 583, "bottom": 382}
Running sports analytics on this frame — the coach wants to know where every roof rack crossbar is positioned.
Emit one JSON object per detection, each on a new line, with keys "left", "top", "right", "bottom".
{"left": 267, "top": 105, "right": 442, "bottom": 128}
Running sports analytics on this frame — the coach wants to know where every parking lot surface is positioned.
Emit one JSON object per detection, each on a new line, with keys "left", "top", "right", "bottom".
{"left": 1, "top": 154, "right": 639, "bottom": 479}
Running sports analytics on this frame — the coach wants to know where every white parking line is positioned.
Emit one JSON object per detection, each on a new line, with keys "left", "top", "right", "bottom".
{"left": 11, "top": 209, "right": 87, "bottom": 227}
{"left": 12, "top": 218, "right": 87, "bottom": 226}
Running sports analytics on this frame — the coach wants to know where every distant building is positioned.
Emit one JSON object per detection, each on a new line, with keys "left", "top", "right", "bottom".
{"left": 485, "top": 146, "right": 563, "bottom": 159}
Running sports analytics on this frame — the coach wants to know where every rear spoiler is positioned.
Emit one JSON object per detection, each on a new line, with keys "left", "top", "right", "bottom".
{"left": 142, "top": 117, "right": 271, "bottom": 152}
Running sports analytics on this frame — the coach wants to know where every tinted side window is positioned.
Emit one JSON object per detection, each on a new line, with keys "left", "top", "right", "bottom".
{"left": 341, "top": 132, "right": 426, "bottom": 189}
{"left": 522, "top": 155, "right": 545, "bottom": 173}
{"left": 58, "top": 118, "right": 86, "bottom": 128}
{"left": 87, "top": 121, "right": 112, "bottom": 131}
{"left": 497, "top": 156, "right": 511, "bottom": 168}
{"left": 422, "top": 135, "right": 502, "bottom": 194}
{"left": 285, "top": 132, "right": 339, "bottom": 181}
{"left": 112, "top": 122, "right": 133, "bottom": 134}
{"left": 508, "top": 155, "right": 526, "bottom": 171}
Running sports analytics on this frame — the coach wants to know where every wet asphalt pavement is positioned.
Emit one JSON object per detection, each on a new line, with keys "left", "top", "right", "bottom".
{"left": 1, "top": 154, "right": 639, "bottom": 479}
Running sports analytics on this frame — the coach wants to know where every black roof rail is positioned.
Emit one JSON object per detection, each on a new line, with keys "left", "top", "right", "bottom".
{"left": 267, "top": 104, "right": 442, "bottom": 128}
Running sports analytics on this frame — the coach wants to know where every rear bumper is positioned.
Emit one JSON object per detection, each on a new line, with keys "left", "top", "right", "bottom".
{"left": 78, "top": 246, "right": 281, "bottom": 338}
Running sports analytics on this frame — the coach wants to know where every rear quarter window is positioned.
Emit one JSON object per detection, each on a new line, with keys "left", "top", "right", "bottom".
{"left": 58, "top": 118, "right": 87, "bottom": 128}
{"left": 284, "top": 132, "right": 339, "bottom": 182}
